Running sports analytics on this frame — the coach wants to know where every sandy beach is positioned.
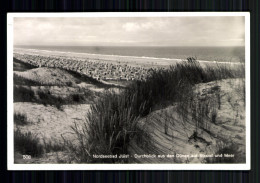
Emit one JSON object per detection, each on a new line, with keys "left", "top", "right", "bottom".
{"left": 14, "top": 48, "right": 242, "bottom": 68}
{"left": 14, "top": 48, "right": 182, "bottom": 67}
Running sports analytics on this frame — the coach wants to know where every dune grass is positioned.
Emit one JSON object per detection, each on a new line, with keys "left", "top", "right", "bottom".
{"left": 70, "top": 60, "right": 245, "bottom": 163}
{"left": 14, "top": 128, "right": 44, "bottom": 157}
{"left": 14, "top": 85, "right": 93, "bottom": 110}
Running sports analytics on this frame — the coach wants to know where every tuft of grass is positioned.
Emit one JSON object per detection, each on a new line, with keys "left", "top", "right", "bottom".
{"left": 14, "top": 129, "right": 44, "bottom": 157}
{"left": 187, "top": 56, "right": 197, "bottom": 63}
{"left": 71, "top": 93, "right": 85, "bottom": 103}
{"left": 42, "top": 138, "right": 66, "bottom": 153}
{"left": 37, "top": 91, "right": 64, "bottom": 110}
{"left": 14, "top": 113, "right": 30, "bottom": 126}
{"left": 70, "top": 91, "right": 146, "bottom": 163}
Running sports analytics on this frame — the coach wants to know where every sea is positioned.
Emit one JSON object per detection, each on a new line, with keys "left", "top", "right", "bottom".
{"left": 14, "top": 45, "right": 245, "bottom": 63}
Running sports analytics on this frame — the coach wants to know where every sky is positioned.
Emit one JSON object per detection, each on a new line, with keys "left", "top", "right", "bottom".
{"left": 13, "top": 16, "right": 245, "bottom": 47}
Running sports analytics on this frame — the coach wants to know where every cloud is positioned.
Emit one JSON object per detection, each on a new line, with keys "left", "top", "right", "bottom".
{"left": 122, "top": 22, "right": 141, "bottom": 32}
{"left": 122, "top": 22, "right": 155, "bottom": 32}
{"left": 13, "top": 16, "right": 245, "bottom": 46}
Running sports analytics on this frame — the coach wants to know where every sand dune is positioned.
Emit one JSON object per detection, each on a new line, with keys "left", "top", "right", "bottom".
{"left": 128, "top": 78, "right": 245, "bottom": 163}
{"left": 14, "top": 67, "right": 81, "bottom": 86}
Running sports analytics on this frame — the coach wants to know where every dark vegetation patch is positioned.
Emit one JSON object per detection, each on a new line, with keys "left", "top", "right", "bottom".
{"left": 37, "top": 91, "right": 64, "bottom": 110}
{"left": 14, "top": 85, "right": 93, "bottom": 109}
{"left": 14, "top": 128, "right": 66, "bottom": 159}
{"left": 42, "top": 139, "right": 66, "bottom": 153}
{"left": 14, "top": 129, "right": 44, "bottom": 157}
{"left": 14, "top": 113, "right": 30, "bottom": 126}
{"left": 37, "top": 90, "right": 93, "bottom": 109}
{"left": 13, "top": 85, "right": 36, "bottom": 102}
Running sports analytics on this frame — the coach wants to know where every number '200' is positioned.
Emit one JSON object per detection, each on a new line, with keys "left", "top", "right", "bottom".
{"left": 23, "top": 155, "right": 31, "bottom": 159}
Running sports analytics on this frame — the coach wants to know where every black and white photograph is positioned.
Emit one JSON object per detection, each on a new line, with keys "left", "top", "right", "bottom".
{"left": 7, "top": 13, "right": 250, "bottom": 170}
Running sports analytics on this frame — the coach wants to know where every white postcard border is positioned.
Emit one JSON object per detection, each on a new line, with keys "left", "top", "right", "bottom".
{"left": 7, "top": 12, "right": 250, "bottom": 170}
